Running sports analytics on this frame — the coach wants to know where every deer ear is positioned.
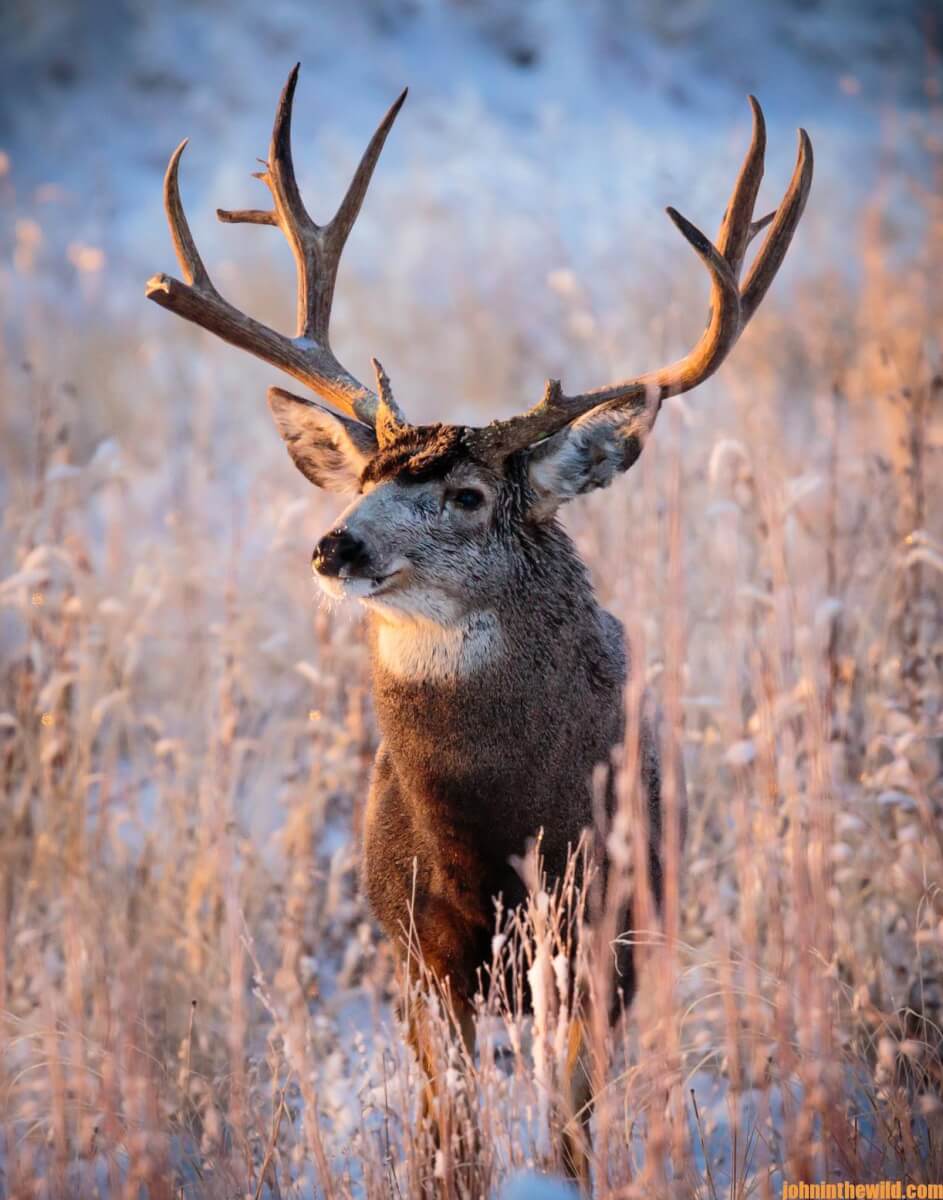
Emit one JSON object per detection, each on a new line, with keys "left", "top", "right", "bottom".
{"left": 267, "top": 387, "right": 377, "bottom": 493}
{"left": 525, "top": 407, "right": 649, "bottom": 518}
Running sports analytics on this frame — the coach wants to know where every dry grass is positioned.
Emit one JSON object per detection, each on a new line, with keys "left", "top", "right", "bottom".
{"left": 0, "top": 83, "right": 941, "bottom": 1200}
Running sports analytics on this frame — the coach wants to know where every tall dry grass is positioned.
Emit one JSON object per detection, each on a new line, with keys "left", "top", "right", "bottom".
{"left": 0, "top": 89, "right": 941, "bottom": 1199}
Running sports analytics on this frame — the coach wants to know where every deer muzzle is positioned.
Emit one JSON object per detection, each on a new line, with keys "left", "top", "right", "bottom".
{"left": 312, "top": 528, "right": 371, "bottom": 578}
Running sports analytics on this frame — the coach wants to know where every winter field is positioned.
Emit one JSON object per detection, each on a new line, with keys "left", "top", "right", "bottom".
{"left": 0, "top": 1, "right": 941, "bottom": 1196}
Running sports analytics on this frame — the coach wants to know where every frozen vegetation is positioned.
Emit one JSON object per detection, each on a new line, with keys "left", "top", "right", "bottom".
{"left": 0, "top": 1, "right": 940, "bottom": 1195}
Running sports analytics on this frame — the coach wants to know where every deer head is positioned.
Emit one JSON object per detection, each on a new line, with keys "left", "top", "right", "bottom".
{"left": 146, "top": 65, "right": 812, "bottom": 626}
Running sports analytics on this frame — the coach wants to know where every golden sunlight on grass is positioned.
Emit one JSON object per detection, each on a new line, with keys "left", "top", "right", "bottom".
{"left": 0, "top": 15, "right": 941, "bottom": 1197}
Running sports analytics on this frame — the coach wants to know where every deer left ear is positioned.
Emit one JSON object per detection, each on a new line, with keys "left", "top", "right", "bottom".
{"left": 525, "top": 407, "right": 649, "bottom": 518}
{"left": 267, "top": 387, "right": 378, "bottom": 493}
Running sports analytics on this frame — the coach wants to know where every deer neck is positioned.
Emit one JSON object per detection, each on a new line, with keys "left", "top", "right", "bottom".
{"left": 369, "top": 607, "right": 505, "bottom": 684}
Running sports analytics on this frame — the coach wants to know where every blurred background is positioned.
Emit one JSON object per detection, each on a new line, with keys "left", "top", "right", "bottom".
{"left": 0, "top": 2, "right": 941, "bottom": 1196}
{"left": 0, "top": 0, "right": 936, "bottom": 427}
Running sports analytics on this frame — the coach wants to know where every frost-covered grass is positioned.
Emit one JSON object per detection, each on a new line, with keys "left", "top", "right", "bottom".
{"left": 1, "top": 2, "right": 942, "bottom": 1197}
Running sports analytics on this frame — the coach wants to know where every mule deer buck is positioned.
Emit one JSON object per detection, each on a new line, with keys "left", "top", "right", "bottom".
{"left": 147, "top": 64, "right": 812, "bottom": 1186}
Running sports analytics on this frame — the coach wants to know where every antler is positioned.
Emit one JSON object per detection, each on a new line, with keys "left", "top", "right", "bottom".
{"left": 145, "top": 63, "right": 407, "bottom": 434}
{"left": 466, "top": 97, "right": 813, "bottom": 461}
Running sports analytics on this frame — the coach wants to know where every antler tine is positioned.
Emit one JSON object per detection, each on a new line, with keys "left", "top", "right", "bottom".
{"left": 148, "top": 65, "right": 408, "bottom": 430}
{"left": 740, "top": 128, "right": 813, "bottom": 324}
{"left": 163, "top": 140, "right": 217, "bottom": 292}
{"left": 716, "top": 95, "right": 766, "bottom": 279}
{"left": 263, "top": 64, "right": 320, "bottom": 340}
{"left": 371, "top": 356, "right": 408, "bottom": 445}
{"left": 467, "top": 97, "right": 812, "bottom": 463}
{"left": 329, "top": 89, "right": 409, "bottom": 262}
{"left": 267, "top": 64, "right": 316, "bottom": 238}
{"left": 216, "top": 208, "right": 278, "bottom": 226}
{"left": 305, "top": 81, "right": 408, "bottom": 342}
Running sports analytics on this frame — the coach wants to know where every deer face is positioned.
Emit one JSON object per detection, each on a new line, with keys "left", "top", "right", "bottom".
{"left": 267, "top": 387, "right": 673, "bottom": 623}
{"left": 269, "top": 401, "right": 532, "bottom": 622}
{"left": 315, "top": 470, "right": 513, "bottom": 622}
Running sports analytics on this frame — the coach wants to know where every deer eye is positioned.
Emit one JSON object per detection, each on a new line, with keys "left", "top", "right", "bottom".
{"left": 447, "top": 487, "right": 485, "bottom": 512}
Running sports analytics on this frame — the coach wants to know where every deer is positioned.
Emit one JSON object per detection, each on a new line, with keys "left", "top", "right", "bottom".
{"left": 146, "top": 64, "right": 812, "bottom": 1189}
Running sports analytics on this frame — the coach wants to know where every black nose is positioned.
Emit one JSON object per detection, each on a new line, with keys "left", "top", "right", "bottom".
{"left": 312, "top": 529, "right": 370, "bottom": 577}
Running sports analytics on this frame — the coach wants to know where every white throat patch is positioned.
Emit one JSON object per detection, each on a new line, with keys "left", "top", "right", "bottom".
{"left": 372, "top": 609, "right": 503, "bottom": 682}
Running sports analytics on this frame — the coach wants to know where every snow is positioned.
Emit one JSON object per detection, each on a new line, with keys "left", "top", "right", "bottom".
{"left": 499, "top": 1170, "right": 577, "bottom": 1199}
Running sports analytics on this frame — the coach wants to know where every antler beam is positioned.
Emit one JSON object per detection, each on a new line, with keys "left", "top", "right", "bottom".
{"left": 467, "top": 97, "right": 813, "bottom": 461}
{"left": 145, "top": 64, "right": 406, "bottom": 432}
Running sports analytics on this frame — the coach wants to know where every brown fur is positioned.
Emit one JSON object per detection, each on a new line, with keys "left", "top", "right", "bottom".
{"left": 312, "top": 418, "right": 676, "bottom": 1186}
{"left": 360, "top": 423, "right": 472, "bottom": 486}
{"left": 360, "top": 481, "right": 666, "bottom": 1009}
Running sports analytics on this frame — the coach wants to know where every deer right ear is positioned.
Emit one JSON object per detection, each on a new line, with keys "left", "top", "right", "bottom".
{"left": 267, "top": 387, "right": 378, "bottom": 493}
{"left": 525, "top": 406, "right": 649, "bottom": 518}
